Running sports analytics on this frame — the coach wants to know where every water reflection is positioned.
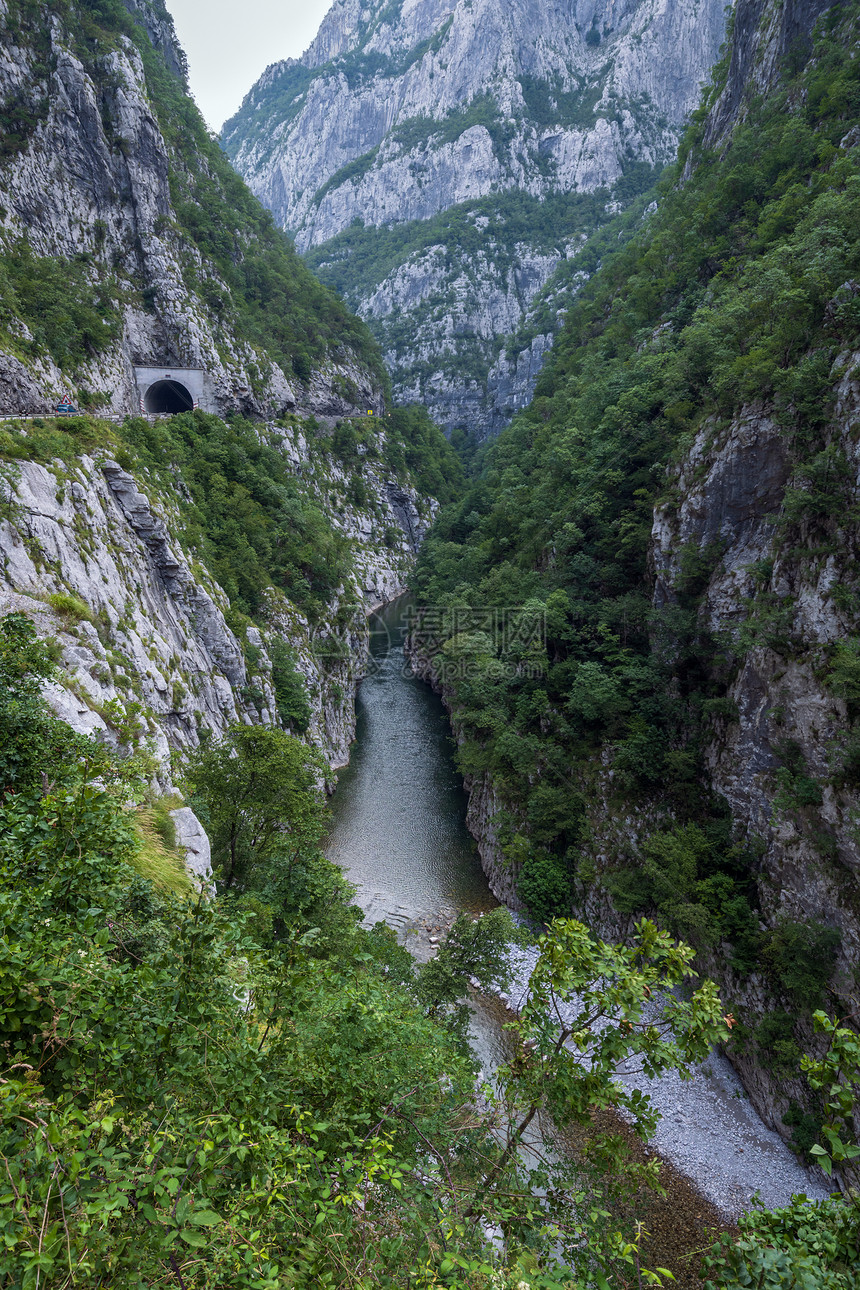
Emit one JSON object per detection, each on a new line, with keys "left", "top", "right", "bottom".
{"left": 325, "top": 595, "right": 496, "bottom": 936}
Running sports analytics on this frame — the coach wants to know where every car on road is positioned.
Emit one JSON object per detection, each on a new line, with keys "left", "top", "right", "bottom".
{"left": 55, "top": 401, "right": 79, "bottom": 416}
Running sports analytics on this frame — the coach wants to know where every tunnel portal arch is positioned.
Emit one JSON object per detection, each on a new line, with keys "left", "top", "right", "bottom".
{"left": 143, "top": 378, "right": 195, "bottom": 414}
{"left": 134, "top": 366, "right": 208, "bottom": 416}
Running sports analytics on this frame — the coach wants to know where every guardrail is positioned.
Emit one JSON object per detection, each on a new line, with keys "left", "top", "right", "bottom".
{"left": 0, "top": 412, "right": 179, "bottom": 424}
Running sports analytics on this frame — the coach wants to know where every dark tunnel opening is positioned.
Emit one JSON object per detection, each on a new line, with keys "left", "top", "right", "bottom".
{"left": 144, "top": 379, "right": 195, "bottom": 414}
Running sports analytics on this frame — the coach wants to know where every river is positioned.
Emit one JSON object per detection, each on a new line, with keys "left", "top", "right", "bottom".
{"left": 325, "top": 596, "right": 829, "bottom": 1280}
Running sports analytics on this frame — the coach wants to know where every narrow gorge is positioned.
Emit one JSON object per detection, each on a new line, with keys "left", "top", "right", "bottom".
{"left": 1, "top": 0, "right": 859, "bottom": 1286}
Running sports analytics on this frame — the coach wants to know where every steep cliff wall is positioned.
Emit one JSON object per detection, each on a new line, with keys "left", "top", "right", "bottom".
{"left": 225, "top": 0, "right": 726, "bottom": 435}
{"left": 0, "top": 413, "right": 431, "bottom": 792}
{"left": 0, "top": 0, "right": 385, "bottom": 420}
{"left": 703, "top": 0, "right": 836, "bottom": 146}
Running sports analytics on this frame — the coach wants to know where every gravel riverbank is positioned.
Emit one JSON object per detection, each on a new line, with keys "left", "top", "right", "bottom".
{"left": 501, "top": 939, "right": 832, "bottom": 1221}
{"left": 413, "top": 915, "right": 831, "bottom": 1222}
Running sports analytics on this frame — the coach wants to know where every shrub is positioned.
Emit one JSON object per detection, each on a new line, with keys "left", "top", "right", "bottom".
{"left": 516, "top": 844, "right": 570, "bottom": 923}
{"left": 0, "top": 611, "right": 98, "bottom": 792}
{"left": 755, "top": 1010, "right": 802, "bottom": 1073}
{"left": 604, "top": 865, "right": 652, "bottom": 915}
{"left": 270, "top": 639, "right": 312, "bottom": 733}
{"left": 0, "top": 242, "right": 121, "bottom": 370}
{"left": 782, "top": 1101, "right": 824, "bottom": 1159}
{"left": 46, "top": 590, "right": 93, "bottom": 623}
{"left": 764, "top": 918, "right": 840, "bottom": 1009}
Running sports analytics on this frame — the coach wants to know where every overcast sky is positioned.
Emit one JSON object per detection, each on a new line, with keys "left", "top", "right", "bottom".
{"left": 168, "top": 0, "right": 332, "bottom": 131}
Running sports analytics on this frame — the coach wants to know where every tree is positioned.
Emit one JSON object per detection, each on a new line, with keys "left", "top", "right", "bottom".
{"left": 184, "top": 723, "right": 329, "bottom": 891}
{"left": 459, "top": 917, "right": 729, "bottom": 1281}
{"left": 0, "top": 612, "right": 97, "bottom": 793}
{"left": 705, "top": 1011, "right": 860, "bottom": 1290}
{"left": 418, "top": 906, "right": 530, "bottom": 1030}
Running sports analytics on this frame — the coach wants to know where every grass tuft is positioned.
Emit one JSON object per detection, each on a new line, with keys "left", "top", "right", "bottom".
{"left": 133, "top": 803, "right": 195, "bottom": 898}
{"left": 46, "top": 591, "right": 94, "bottom": 624}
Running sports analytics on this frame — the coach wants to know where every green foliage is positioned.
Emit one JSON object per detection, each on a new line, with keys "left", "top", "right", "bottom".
{"left": 756, "top": 1011, "right": 804, "bottom": 1075}
{"left": 0, "top": 413, "right": 116, "bottom": 464}
{"left": 183, "top": 722, "right": 329, "bottom": 899}
{"left": 0, "top": 612, "right": 102, "bottom": 794}
{"left": 764, "top": 919, "right": 841, "bottom": 1010}
{"left": 802, "top": 1010, "right": 860, "bottom": 1176}
{"left": 418, "top": 907, "right": 530, "bottom": 1034}
{"left": 0, "top": 626, "right": 731, "bottom": 1287}
{"left": 706, "top": 1009, "right": 860, "bottom": 1286}
{"left": 0, "top": 241, "right": 121, "bottom": 370}
{"left": 603, "top": 823, "right": 764, "bottom": 972}
{"left": 772, "top": 739, "right": 824, "bottom": 812}
{"left": 45, "top": 591, "right": 93, "bottom": 623}
{"left": 782, "top": 1100, "right": 823, "bottom": 1158}
{"left": 516, "top": 844, "right": 571, "bottom": 923}
{"left": 518, "top": 71, "right": 605, "bottom": 127}
{"left": 470, "top": 917, "right": 728, "bottom": 1278}
{"left": 269, "top": 639, "right": 312, "bottom": 733}
{"left": 10, "top": 0, "right": 384, "bottom": 390}
{"left": 133, "top": 801, "right": 195, "bottom": 898}
{"left": 384, "top": 404, "right": 465, "bottom": 503}
{"left": 825, "top": 639, "right": 860, "bottom": 719}
{"left": 119, "top": 411, "right": 353, "bottom": 621}
{"left": 411, "top": 1, "right": 860, "bottom": 1005}
{"left": 705, "top": 1193, "right": 860, "bottom": 1290}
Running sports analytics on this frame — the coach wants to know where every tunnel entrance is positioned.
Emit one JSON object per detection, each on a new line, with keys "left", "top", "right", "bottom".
{"left": 143, "top": 379, "right": 195, "bottom": 414}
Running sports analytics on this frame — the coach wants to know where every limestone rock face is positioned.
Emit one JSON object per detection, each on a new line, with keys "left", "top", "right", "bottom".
{"left": 703, "top": 0, "right": 835, "bottom": 147}
{"left": 170, "top": 806, "right": 214, "bottom": 890}
{"left": 0, "top": 0, "right": 382, "bottom": 420}
{"left": 229, "top": 0, "right": 725, "bottom": 246}
{"left": 642, "top": 349, "right": 860, "bottom": 1156}
{"left": 225, "top": 0, "right": 726, "bottom": 435}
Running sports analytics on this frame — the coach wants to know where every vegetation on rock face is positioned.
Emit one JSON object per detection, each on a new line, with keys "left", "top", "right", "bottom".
{"left": 0, "top": 405, "right": 461, "bottom": 626}
{"left": 414, "top": 0, "right": 860, "bottom": 934}
{"left": 705, "top": 1012, "right": 860, "bottom": 1288}
{"left": 3, "top": 0, "right": 860, "bottom": 1284}
{"left": 0, "top": 611, "right": 735, "bottom": 1286}
{"left": 0, "top": 242, "right": 122, "bottom": 371}
{"left": 304, "top": 181, "right": 659, "bottom": 422}
{"left": 119, "top": 411, "right": 356, "bottom": 622}
{"left": 223, "top": 0, "right": 697, "bottom": 431}
{"left": 412, "top": 0, "right": 860, "bottom": 1190}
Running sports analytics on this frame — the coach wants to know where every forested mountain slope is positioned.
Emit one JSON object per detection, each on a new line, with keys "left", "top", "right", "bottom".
{"left": 412, "top": 0, "right": 860, "bottom": 1154}
{"left": 0, "top": 0, "right": 385, "bottom": 418}
{"left": 224, "top": 0, "right": 726, "bottom": 436}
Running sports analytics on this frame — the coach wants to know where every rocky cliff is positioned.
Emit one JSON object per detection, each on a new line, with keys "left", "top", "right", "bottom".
{"left": 0, "top": 412, "right": 432, "bottom": 798}
{"left": 0, "top": 0, "right": 385, "bottom": 420}
{"left": 703, "top": 0, "right": 836, "bottom": 146}
{"left": 224, "top": 0, "right": 726, "bottom": 435}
